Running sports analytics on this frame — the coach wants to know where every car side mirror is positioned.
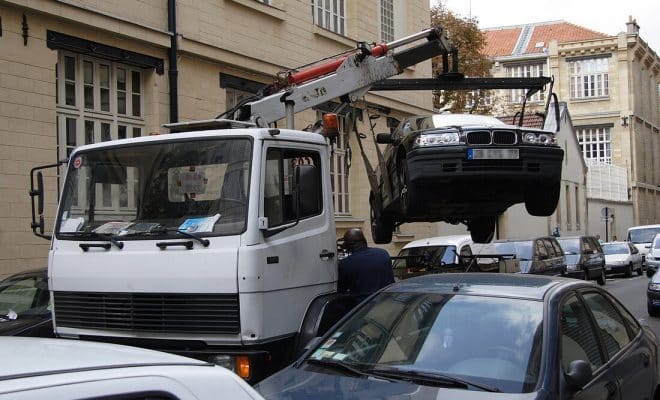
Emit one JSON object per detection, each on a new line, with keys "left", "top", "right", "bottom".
{"left": 376, "top": 133, "right": 394, "bottom": 144}
{"left": 565, "top": 360, "right": 592, "bottom": 390}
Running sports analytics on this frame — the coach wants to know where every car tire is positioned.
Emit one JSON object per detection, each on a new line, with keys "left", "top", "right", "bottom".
{"left": 648, "top": 269, "right": 655, "bottom": 278}
{"left": 397, "top": 160, "right": 420, "bottom": 218}
{"left": 625, "top": 263, "right": 633, "bottom": 278}
{"left": 637, "top": 265, "right": 643, "bottom": 276}
{"left": 467, "top": 216, "right": 496, "bottom": 243}
{"left": 370, "top": 194, "right": 393, "bottom": 244}
{"left": 648, "top": 305, "right": 660, "bottom": 317}
{"left": 597, "top": 268, "right": 606, "bottom": 286}
{"left": 524, "top": 180, "right": 560, "bottom": 216}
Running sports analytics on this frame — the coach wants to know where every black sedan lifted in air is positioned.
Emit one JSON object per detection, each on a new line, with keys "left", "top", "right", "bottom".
{"left": 370, "top": 114, "right": 564, "bottom": 243}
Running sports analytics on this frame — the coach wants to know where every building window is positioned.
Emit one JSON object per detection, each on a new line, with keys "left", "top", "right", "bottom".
{"left": 576, "top": 126, "right": 611, "bottom": 164}
{"left": 311, "top": 0, "right": 345, "bottom": 36}
{"left": 56, "top": 52, "right": 144, "bottom": 210}
{"left": 226, "top": 87, "right": 255, "bottom": 111}
{"left": 380, "top": 0, "right": 394, "bottom": 42}
{"left": 505, "top": 63, "right": 545, "bottom": 103}
{"left": 318, "top": 111, "right": 350, "bottom": 215}
{"left": 565, "top": 184, "right": 571, "bottom": 231}
{"left": 569, "top": 57, "right": 609, "bottom": 99}
{"left": 466, "top": 89, "right": 493, "bottom": 110}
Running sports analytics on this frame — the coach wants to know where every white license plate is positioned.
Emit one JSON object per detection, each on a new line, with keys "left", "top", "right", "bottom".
{"left": 467, "top": 148, "right": 519, "bottom": 160}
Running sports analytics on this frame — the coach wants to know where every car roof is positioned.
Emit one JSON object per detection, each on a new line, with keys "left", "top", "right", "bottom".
{"left": 0, "top": 337, "right": 209, "bottom": 379}
{"left": 402, "top": 234, "right": 473, "bottom": 249}
{"left": 383, "top": 272, "right": 575, "bottom": 301}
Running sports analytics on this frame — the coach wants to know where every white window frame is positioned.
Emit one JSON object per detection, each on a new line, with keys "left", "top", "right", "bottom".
{"left": 311, "top": 0, "right": 345, "bottom": 36}
{"left": 380, "top": 0, "right": 394, "bottom": 43}
{"left": 505, "top": 63, "right": 545, "bottom": 103}
{"left": 569, "top": 57, "right": 609, "bottom": 99}
{"left": 576, "top": 126, "right": 612, "bottom": 164}
{"left": 56, "top": 51, "right": 145, "bottom": 214}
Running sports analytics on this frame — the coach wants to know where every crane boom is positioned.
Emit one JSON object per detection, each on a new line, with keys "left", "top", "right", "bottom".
{"left": 237, "top": 28, "right": 452, "bottom": 128}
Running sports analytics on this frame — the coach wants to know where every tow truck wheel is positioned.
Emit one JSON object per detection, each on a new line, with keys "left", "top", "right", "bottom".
{"left": 467, "top": 216, "right": 496, "bottom": 244}
{"left": 525, "top": 181, "right": 560, "bottom": 216}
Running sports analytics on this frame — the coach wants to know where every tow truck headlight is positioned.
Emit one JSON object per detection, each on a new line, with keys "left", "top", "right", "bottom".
{"left": 414, "top": 132, "right": 460, "bottom": 147}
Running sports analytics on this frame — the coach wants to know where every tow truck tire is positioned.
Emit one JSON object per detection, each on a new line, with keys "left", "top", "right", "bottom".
{"left": 468, "top": 216, "right": 496, "bottom": 244}
{"left": 525, "top": 181, "right": 560, "bottom": 216}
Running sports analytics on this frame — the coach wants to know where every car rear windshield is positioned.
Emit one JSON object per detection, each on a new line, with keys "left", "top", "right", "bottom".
{"left": 602, "top": 243, "right": 629, "bottom": 255}
{"left": 557, "top": 239, "right": 580, "bottom": 254}
{"left": 309, "top": 292, "right": 543, "bottom": 393}
{"left": 393, "top": 246, "right": 455, "bottom": 269}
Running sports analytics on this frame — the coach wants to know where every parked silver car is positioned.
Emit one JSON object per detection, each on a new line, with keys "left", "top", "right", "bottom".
{"left": 0, "top": 337, "right": 264, "bottom": 399}
{"left": 602, "top": 241, "right": 643, "bottom": 277}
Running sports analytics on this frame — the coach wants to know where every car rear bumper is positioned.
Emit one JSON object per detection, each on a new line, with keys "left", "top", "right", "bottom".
{"left": 605, "top": 263, "right": 630, "bottom": 274}
{"left": 405, "top": 145, "right": 564, "bottom": 185}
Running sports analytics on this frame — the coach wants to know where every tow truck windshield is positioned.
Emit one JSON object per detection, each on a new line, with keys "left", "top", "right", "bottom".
{"left": 56, "top": 138, "right": 252, "bottom": 239}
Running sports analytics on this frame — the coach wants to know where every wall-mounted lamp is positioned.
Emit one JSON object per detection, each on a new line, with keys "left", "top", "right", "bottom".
{"left": 621, "top": 116, "right": 628, "bottom": 127}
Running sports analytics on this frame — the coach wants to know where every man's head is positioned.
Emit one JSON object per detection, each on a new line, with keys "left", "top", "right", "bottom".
{"left": 343, "top": 228, "right": 367, "bottom": 252}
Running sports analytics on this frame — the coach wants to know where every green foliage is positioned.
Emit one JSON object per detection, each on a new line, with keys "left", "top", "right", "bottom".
{"left": 431, "top": 3, "right": 495, "bottom": 113}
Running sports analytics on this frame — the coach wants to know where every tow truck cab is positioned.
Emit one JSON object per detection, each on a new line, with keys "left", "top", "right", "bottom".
{"left": 45, "top": 127, "right": 340, "bottom": 382}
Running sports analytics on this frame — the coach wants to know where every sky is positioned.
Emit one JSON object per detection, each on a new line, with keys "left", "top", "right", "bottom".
{"left": 430, "top": 0, "right": 660, "bottom": 52}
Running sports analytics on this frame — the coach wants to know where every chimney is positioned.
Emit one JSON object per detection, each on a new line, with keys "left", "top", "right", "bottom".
{"left": 626, "top": 15, "right": 640, "bottom": 35}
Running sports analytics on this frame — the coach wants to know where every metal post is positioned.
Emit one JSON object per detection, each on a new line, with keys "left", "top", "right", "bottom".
{"left": 285, "top": 102, "right": 295, "bottom": 129}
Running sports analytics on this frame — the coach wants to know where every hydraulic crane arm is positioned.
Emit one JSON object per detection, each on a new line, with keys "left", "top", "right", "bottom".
{"left": 236, "top": 28, "right": 453, "bottom": 128}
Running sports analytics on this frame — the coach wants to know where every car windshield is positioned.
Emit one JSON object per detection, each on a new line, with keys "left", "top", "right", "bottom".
{"left": 556, "top": 239, "right": 580, "bottom": 254}
{"left": 308, "top": 292, "right": 543, "bottom": 393}
{"left": 628, "top": 228, "right": 660, "bottom": 244}
{"left": 602, "top": 243, "right": 629, "bottom": 255}
{"left": 0, "top": 275, "right": 49, "bottom": 318}
{"left": 56, "top": 138, "right": 251, "bottom": 238}
{"left": 393, "top": 246, "right": 455, "bottom": 269}
{"left": 490, "top": 241, "right": 533, "bottom": 260}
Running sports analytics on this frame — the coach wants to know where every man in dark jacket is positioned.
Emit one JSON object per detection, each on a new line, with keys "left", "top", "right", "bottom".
{"left": 338, "top": 228, "right": 394, "bottom": 299}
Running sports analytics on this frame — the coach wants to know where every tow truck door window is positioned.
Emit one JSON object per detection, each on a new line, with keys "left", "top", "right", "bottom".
{"left": 264, "top": 148, "right": 322, "bottom": 227}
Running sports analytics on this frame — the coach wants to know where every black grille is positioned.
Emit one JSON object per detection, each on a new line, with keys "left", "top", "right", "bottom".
{"left": 466, "top": 131, "right": 491, "bottom": 145}
{"left": 493, "top": 130, "right": 516, "bottom": 145}
{"left": 53, "top": 292, "right": 240, "bottom": 334}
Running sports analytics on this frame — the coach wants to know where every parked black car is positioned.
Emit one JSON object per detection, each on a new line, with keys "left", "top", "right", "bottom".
{"left": 476, "top": 236, "right": 566, "bottom": 276}
{"left": 557, "top": 236, "right": 606, "bottom": 285}
{"left": 370, "top": 114, "right": 564, "bottom": 244}
{"left": 0, "top": 268, "right": 52, "bottom": 337}
{"left": 256, "top": 273, "right": 658, "bottom": 399}
{"left": 648, "top": 271, "right": 660, "bottom": 317}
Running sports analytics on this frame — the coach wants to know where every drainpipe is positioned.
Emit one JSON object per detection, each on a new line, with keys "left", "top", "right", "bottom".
{"left": 168, "top": 0, "right": 179, "bottom": 123}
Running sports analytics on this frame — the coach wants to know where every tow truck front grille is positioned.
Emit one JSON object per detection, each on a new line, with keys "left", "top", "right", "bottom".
{"left": 53, "top": 292, "right": 240, "bottom": 334}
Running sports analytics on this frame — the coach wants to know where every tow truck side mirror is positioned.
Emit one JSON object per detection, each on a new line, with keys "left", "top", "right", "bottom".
{"left": 29, "top": 160, "right": 67, "bottom": 240}
{"left": 376, "top": 133, "right": 394, "bottom": 144}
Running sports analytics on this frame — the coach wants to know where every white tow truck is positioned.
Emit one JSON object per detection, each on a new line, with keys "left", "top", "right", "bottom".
{"left": 28, "top": 26, "right": 563, "bottom": 382}
{"left": 28, "top": 28, "right": 455, "bottom": 383}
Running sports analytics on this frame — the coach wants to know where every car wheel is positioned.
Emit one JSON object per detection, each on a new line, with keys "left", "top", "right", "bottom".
{"left": 648, "top": 305, "right": 660, "bottom": 317}
{"left": 467, "top": 216, "right": 496, "bottom": 243}
{"left": 648, "top": 269, "right": 655, "bottom": 278}
{"left": 597, "top": 268, "right": 606, "bottom": 286}
{"left": 625, "top": 263, "right": 633, "bottom": 278}
{"left": 524, "top": 180, "right": 560, "bottom": 216}
{"left": 637, "top": 265, "right": 643, "bottom": 276}
{"left": 397, "top": 160, "right": 420, "bottom": 217}
{"left": 370, "top": 195, "right": 393, "bottom": 244}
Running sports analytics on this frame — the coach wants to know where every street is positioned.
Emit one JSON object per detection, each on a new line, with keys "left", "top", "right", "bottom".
{"left": 603, "top": 273, "right": 660, "bottom": 338}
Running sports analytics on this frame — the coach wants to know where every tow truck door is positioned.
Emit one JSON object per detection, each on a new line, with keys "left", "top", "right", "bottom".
{"left": 238, "top": 140, "right": 336, "bottom": 341}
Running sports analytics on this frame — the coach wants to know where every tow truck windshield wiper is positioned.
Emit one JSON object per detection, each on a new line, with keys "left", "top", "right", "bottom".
{"left": 71, "top": 232, "right": 124, "bottom": 250}
{"left": 366, "top": 367, "right": 500, "bottom": 392}
{"left": 150, "top": 227, "right": 210, "bottom": 247}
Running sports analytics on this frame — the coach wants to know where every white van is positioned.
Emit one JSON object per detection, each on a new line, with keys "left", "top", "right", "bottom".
{"left": 392, "top": 235, "right": 474, "bottom": 279}
{"left": 627, "top": 224, "right": 660, "bottom": 269}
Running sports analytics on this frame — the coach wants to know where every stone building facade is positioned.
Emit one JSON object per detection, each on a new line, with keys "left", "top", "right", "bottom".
{"left": 483, "top": 18, "right": 660, "bottom": 239}
{"left": 0, "top": 0, "right": 438, "bottom": 277}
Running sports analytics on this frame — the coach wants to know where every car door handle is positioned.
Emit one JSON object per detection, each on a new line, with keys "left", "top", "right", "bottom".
{"left": 605, "top": 381, "right": 617, "bottom": 400}
{"left": 642, "top": 352, "right": 650, "bottom": 367}
{"left": 320, "top": 250, "right": 335, "bottom": 260}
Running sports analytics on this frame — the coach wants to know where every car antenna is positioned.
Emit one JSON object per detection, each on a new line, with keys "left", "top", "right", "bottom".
{"left": 453, "top": 231, "right": 495, "bottom": 292}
